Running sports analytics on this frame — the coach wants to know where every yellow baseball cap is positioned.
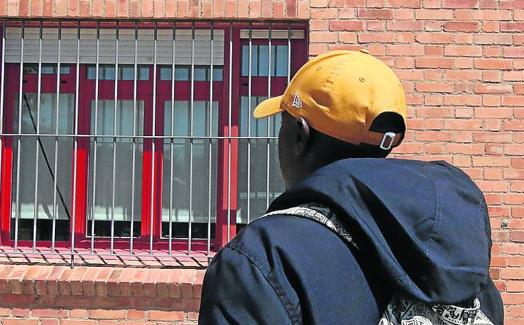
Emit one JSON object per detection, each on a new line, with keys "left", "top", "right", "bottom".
{"left": 253, "top": 50, "right": 407, "bottom": 150}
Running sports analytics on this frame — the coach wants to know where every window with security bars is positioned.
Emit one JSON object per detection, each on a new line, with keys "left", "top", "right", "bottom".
{"left": 0, "top": 20, "right": 308, "bottom": 256}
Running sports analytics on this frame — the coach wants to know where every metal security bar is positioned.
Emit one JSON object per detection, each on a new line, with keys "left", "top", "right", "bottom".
{"left": 0, "top": 19, "right": 307, "bottom": 267}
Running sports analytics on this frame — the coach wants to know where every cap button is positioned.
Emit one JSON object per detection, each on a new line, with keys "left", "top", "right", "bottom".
{"left": 360, "top": 48, "right": 370, "bottom": 54}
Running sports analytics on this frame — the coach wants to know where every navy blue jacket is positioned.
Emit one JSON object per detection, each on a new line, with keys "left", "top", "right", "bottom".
{"left": 199, "top": 159, "right": 504, "bottom": 324}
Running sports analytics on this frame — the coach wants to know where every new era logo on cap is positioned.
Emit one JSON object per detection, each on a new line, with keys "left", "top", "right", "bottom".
{"left": 292, "top": 93, "right": 302, "bottom": 108}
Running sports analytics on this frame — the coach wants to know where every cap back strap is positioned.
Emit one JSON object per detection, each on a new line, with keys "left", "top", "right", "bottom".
{"left": 363, "top": 131, "right": 403, "bottom": 150}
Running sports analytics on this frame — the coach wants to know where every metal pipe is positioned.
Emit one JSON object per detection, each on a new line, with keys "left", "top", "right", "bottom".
{"left": 129, "top": 21, "right": 138, "bottom": 254}
{"left": 247, "top": 23, "right": 252, "bottom": 224}
{"left": 207, "top": 22, "right": 214, "bottom": 256}
{"left": 187, "top": 22, "right": 195, "bottom": 254}
{"left": 14, "top": 20, "right": 25, "bottom": 252}
{"left": 168, "top": 21, "right": 176, "bottom": 255}
{"left": 90, "top": 21, "right": 100, "bottom": 253}
{"left": 149, "top": 22, "right": 158, "bottom": 254}
{"left": 227, "top": 23, "right": 232, "bottom": 242}
{"left": 266, "top": 24, "right": 272, "bottom": 209}
{"left": 51, "top": 20, "right": 62, "bottom": 252}
{"left": 110, "top": 22, "right": 120, "bottom": 254}
{"left": 70, "top": 20, "right": 81, "bottom": 268}
{"left": 32, "top": 20, "right": 43, "bottom": 252}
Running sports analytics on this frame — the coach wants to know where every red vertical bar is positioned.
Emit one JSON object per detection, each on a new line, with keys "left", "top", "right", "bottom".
{"left": 153, "top": 92, "right": 164, "bottom": 240}
{"left": 0, "top": 65, "right": 18, "bottom": 244}
{"left": 216, "top": 25, "right": 240, "bottom": 249}
{"left": 72, "top": 64, "right": 89, "bottom": 242}
{"left": 141, "top": 92, "right": 153, "bottom": 240}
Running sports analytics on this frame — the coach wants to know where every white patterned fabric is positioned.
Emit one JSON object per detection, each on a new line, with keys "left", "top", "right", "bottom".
{"left": 379, "top": 295, "right": 493, "bottom": 325}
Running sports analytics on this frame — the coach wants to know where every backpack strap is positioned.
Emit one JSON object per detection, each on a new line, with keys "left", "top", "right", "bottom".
{"left": 261, "top": 203, "right": 359, "bottom": 251}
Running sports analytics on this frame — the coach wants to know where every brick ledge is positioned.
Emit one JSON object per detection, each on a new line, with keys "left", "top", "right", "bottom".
{"left": 0, "top": 265, "right": 204, "bottom": 312}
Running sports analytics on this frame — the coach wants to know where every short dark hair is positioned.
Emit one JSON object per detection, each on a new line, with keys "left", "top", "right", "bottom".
{"left": 309, "top": 112, "right": 406, "bottom": 162}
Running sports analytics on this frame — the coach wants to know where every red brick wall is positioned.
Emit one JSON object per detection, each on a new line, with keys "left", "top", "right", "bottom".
{"left": 0, "top": 0, "right": 523, "bottom": 324}
{"left": 0, "top": 265, "right": 203, "bottom": 325}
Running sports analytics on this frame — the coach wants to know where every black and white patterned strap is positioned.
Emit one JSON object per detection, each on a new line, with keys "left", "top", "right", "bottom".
{"left": 261, "top": 203, "right": 359, "bottom": 251}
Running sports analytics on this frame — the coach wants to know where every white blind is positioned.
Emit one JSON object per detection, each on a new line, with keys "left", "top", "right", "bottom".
{"left": 5, "top": 27, "right": 225, "bottom": 65}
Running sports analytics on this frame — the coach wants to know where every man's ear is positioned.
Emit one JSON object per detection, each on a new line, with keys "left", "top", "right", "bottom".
{"left": 295, "top": 117, "right": 310, "bottom": 156}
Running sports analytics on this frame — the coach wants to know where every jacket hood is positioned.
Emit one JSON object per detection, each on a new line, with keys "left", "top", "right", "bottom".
{"left": 268, "top": 158, "right": 491, "bottom": 305}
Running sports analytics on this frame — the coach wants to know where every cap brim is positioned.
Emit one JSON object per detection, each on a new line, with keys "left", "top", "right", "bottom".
{"left": 253, "top": 95, "right": 284, "bottom": 119}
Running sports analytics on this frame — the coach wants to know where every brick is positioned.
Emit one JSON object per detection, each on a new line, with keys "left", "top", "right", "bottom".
{"left": 366, "top": 20, "right": 386, "bottom": 31}
{"left": 474, "top": 34, "right": 513, "bottom": 45}
{"left": 504, "top": 96, "right": 524, "bottom": 106}
{"left": 393, "top": 8, "right": 413, "bottom": 19}
{"left": 310, "top": 31, "right": 338, "bottom": 43}
{"left": 473, "top": 157, "right": 511, "bottom": 167}
{"left": 476, "top": 9, "right": 513, "bottom": 20}
{"left": 127, "top": 309, "right": 146, "bottom": 320}
{"left": 480, "top": 0, "right": 498, "bottom": 8}
{"left": 386, "top": 0, "right": 421, "bottom": 7}
{"left": 445, "top": 45, "right": 482, "bottom": 57}
{"left": 89, "top": 309, "right": 126, "bottom": 320}
{"left": 474, "top": 58, "right": 513, "bottom": 70}
{"left": 287, "top": 0, "right": 298, "bottom": 18}
{"left": 328, "top": 0, "right": 366, "bottom": 8}
{"left": 504, "top": 47, "right": 524, "bottom": 58}
{"left": 504, "top": 71, "right": 524, "bottom": 81}
{"left": 475, "top": 84, "right": 513, "bottom": 94}
{"left": 387, "top": 45, "right": 425, "bottom": 56}
{"left": 414, "top": 9, "right": 453, "bottom": 19}
{"left": 482, "top": 21, "right": 500, "bottom": 32}
{"left": 502, "top": 22, "right": 524, "bottom": 31}
{"left": 444, "top": 21, "right": 480, "bottom": 32}
{"left": 70, "top": 309, "right": 89, "bottom": 318}
{"left": 415, "top": 82, "right": 454, "bottom": 93}
{"left": 32, "top": 308, "right": 69, "bottom": 318}
{"left": 310, "top": 8, "right": 337, "bottom": 19}
{"left": 148, "top": 310, "right": 185, "bottom": 321}
{"left": 387, "top": 21, "right": 423, "bottom": 31}
{"left": 357, "top": 9, "right": 393, "bottom": 19}
{"left": 61, "top": 321, "right": 96, "bottom": 325}
{"left": 415, "top": 57, "right": 453, "bottom": 68}
{"left": 329, "top": 21, "right": 364, "bottom": 31}
{"left": 415, "top": 33, "right": 453, "bottom": 44}
{"left": 3, "top": 320, "right": 39, "bottom": 325}
{"left": 442, "top": 0, "right": 479, "bottom": 8}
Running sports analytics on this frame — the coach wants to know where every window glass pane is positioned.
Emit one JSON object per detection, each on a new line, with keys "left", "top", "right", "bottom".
{"left": 175, "top": 66, "right": 190, "bottom": 81}
{"left": 194, "top": 66, "right": 206, "bottom": 81}
{"left": 213, "top": 66, "right": 223, "bottom": 81}
{"left": 276, "top": 45, "right": 289, "bottom": 77}
{"left": 87, "top": 66, "right": 96, "bottom": 79}
{"left": 59, "top": 66, "right": 70, "bottom": 75}
{"left": 11, "top": 94, "right": 74, "bottom": 241}
{"left": 253, "top": 45, "right": 259, "bottom": 76}
{"left": 258, "top": 45, "right": 269, "bottom": 77}
{"left": 104, "top": 66, "right": 116, "bottom": 80}
{"left": 162, "top": 100, "right": 218, "bottom": 239}
{"left": 139, "top": 66, "right": 149, "bottom": 80}
{"left": 173, "top": 101, "right": 189, "bottom": 136}
{"left": 160, "top": 67, "right": 172, "bottom": 81}
{"left": 41, "top": 65, "right": 55, "bottom": 74}
{"left": 120, "top": 66, "right": 134, "bottom": 80}
{"left": 242, "top": 45, "right": 248, "bottom": 76}
{"left": 88, "top": 100, "right": 144, "bottom": 237}
{"left": 23, "top": 64, "right": 38, "bottom": 74}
